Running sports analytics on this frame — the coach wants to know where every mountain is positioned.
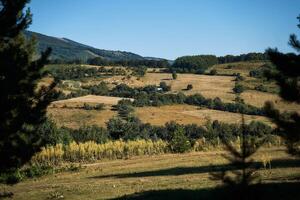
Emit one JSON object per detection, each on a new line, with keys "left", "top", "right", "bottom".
{"left": 24, "top": 31, "right": 146, "bottom": 62}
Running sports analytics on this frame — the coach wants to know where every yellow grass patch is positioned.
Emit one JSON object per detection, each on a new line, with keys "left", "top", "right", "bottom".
{"left": 48, "top": 107, "right": 117, "bottom": 128}
{"left": 135, "top": 105, "right": 273, "bottom": 126}
{"left": 102, "top": 73, "right": 235, "bottom": 102}
{"left": 210, "top": 61, "right": 267, "bottom": 76}
{"left": 8, "top": 148, "right": 299, "bottom": 200}
{"left": 242, "top": 90, "right": 300, "bottom": 113}
{"left": 52, "top": 95, "right": 133, "bottom": 106}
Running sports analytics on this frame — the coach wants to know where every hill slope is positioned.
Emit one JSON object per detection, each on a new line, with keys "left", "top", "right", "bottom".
{"left": 24, "top": 31, "right": 145, "bottom": 61}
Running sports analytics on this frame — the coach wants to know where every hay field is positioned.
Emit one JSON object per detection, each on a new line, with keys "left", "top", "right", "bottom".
{"left": 48, "top": 103, "right": 272, "bottom": 129}
{"left": 102, "top": 73, "right": 235, "bottom": 102}
{"left": 141, "top": 73, "right": 236, "bottom": 102}
{"left": 48, "top": 108, "right": 117, "bottom": 128}
{"left": 210, "top": 61, "right": 267, "bottom": 76}
{"left": 242, "top": 90, "right": 300, "bottom": 113}
{"left": 135, "top": 105, "right": 273, "bottom": 126}
{"left": 48, "top": 95, "right": 131, "bottom": 128}
{"left": 7, "top": 148, "right": 300, "bottom": 200}
{"left": 52, "top": 95, "right": 133, "bottom": 106}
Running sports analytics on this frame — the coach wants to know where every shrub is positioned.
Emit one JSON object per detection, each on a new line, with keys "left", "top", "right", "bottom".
{"left": 169, "top": 127, "right": 191, "bottom": 153}
{"left": 94, "top": 103, "right": 105, "bottom": 110}
{"left": 235, "top": 73, "right": 245, "bottom": 81}
{"left": 172, "top": 71, "right": 177, "bottom": 80}
{"left": 37, "top": 119, "right": 73, "bottom": 145}
{"left": 70, "top": 125, "right": 109, "bottom": 144}
{"left": 132, "top": 66, "right": 147, "bottom": 77}
{"left": 106, "top": 117, "right": 128, "bottom": 139}
{"left": 85, "top": 82, "right": 109, "bottom": 95}
{"left": 82, "top": 103, "right": 105, "bottom": 110}
{"left": 255, "top": 84, "right": 268, "bottom": 92}
{"left": 116, "top": 102, "right": 134, "bottom": 119}
{"left": 210, "top": 69, "right": 217, "bottom": 75}
{"left": 235, "top": 96, "right": 245, "bottom": 104}
{"left": 23, "top": 165, "right": 54, "bottom": 178}
{"left": 233, "top": 84, "right": 245, "bottom": 94}
{"left": 159, "top": 81, "right": 171, "bottom": 91}
{"left": 110, "top": 84, "right": 136, "bottom": 98}
{"left": 186, "top": 84, "right": 193, "bottom": 90}
{"left": 0, "top": 169, "right": 23, "bottom": 185}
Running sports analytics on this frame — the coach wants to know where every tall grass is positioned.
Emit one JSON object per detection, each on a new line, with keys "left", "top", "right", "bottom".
{"left": 32, "top": 139, "right": 168, "bottom": 165}
{"left": 31, "top": 136, "right": 282, "bottom": 166}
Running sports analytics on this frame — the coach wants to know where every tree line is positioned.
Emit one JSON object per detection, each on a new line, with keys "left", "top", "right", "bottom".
{"left": 50, "top": 53, "right": 268, "bottom": 75}
{"left": 57, "top": 82, "right": 264, "bottom": 116}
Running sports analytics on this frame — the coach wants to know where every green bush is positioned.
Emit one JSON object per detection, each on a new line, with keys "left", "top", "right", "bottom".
{"left": 0, "top": 169, "right": 23, "bottom": 185}
{"left": 169, "top": 127, "right": 191, "bottom": 153}
{"left": 23, "top": 165, "right": 54, "bottom": 178}
{"left": 37, "top": 119, "right": 73, "bottom": 145}
{"left": 233, "top": 84, "right": 245, "bottom": 94}
{"left": 172, "top": 55, "right": 218, "bottom": 73}
{"left": 159, "top": 81, "right": 171, "bottom": 91}
{"left": 82, "top": 103, "right": 105, "bottom": 110}
{"left": 172, "top": 71, "right": 177, "bottom": 80}
{"left": 186, "top": 84, "right": 193, "bottom": 90}
{"left": 235, "top": 96, "right": 245, "bottom": 104}
{"left": 255, "top": 84, "right": 268, "bottom": 92}
{"left": 132, "top": 66, "right": 147, "bottom": 77}
{"left": 210, "top": 69, "right": 217, "bottom": 75}
{"left": 70, "top": 125, "right": 109, "bottom": 144}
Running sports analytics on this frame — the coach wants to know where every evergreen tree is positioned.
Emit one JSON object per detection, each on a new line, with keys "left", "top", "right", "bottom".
{"left": 264, "top": 15, "right": 300, "bottom": 156}
{"left": 172, "top": 71, "right": 177, "bottom": 80}
{"left": 0, "top": 0, "right": 56, "bottom": 174}
{"left": 210, "top": 116, "right": 264, "bottom": 200}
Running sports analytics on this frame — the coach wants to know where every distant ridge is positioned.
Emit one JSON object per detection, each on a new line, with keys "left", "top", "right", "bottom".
{"left": 24, "top": 31, "right": 152, "bottom": 62}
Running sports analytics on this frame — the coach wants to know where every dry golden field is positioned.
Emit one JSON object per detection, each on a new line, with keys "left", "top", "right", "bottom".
{"left": 48, "top": 104, "right": 272, "bottom": 129}
{"left": 48, "top": 107, "right": 117, "bottom": 128}
{"left": 6, "top": 148, "right": 300, "bottom": 200}
{"left": 45, "top": 63, "right": 300, "bottom": 129}
{"left": 242, "top": 90, "right": 300, "bottom": 113}
{"left": 209, "top": 61, "right": 267, "bottom": 76}
{"left": 135, "top": 105, "right": 273, "bottom": 126}
{"left": 52, "top": 95, "right": 133, "bottom": 106}
{"left": 103, "top": 73, "right": 235, "bottom": 102}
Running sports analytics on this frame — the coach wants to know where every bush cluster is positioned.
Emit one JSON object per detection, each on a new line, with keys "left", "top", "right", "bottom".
{"left": 171, "top": 55, "right": 218, "bottom": 74}
{"left": 82, "top": 103, "right": 105, "bottom": 110}
{"left": 30, "top": 117, "right": 277, "bottom": 165}
{"left": 47, "top": 65, "right": 126, "bottom": 80}
{"left": 55, "top": 80, "right": 263, "bottom": 116}
{"left": 87, "top": 57, "right": 170, "bottom": 68}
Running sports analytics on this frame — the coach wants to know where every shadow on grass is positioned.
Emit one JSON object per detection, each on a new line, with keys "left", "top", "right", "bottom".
{"left": 90, "top": 159, "right": 300, "bottom": 179}
{"left": 110, "top": 182, "right": 300, "bottom": 200}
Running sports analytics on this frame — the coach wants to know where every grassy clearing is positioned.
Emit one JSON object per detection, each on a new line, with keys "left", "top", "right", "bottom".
{"left": 52, "top": 95, "right": 133, "bottom": 106}
{"left": 135, "top": 105, "right": 273, "bottom": 126}
{"left": 209, "top": 61, "right": 267, "bottom": 76}
{"left": 102, "top": 73, "right": 235, "bottom": 101}
{"left": 6, "top": 148, "right": 300, "bottom": 200}
{"left": 142, "top": 73, "right": 235, "bottom": 101}
{"left": 241, "top": 90, "right": 300, "bottom": 113}
{"left": 48, "top": 107, "right": 117, "bottom": 129}
{"left": 48, "top": 103, "right": 272, "bottom": 129}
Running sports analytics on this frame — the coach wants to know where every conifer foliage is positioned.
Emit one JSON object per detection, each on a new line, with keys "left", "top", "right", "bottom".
{"left": 0, "top": 0, "right": 56, "bottom": 173}
{"left": 264, "top": 15, "right": 300, "bottom": 156}
{"left": 211, "top": 116, "right": 264, "bottom": 200}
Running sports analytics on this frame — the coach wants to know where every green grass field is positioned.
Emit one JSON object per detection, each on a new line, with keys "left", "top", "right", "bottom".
{"left": 5, "top": 148, "right": 300, "bottom": 200}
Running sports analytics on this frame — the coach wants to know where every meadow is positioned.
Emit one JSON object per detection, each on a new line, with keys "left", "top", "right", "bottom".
{"left": 5, "top": 148, "right": 300, "bottom": 200}
{"left": 45, "top": 61, "right": 300, "bottom": 129}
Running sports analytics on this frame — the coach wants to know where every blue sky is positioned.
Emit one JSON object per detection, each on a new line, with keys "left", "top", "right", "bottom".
{"left": 28, "top": 0, "right": 300, "bottom": 60}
